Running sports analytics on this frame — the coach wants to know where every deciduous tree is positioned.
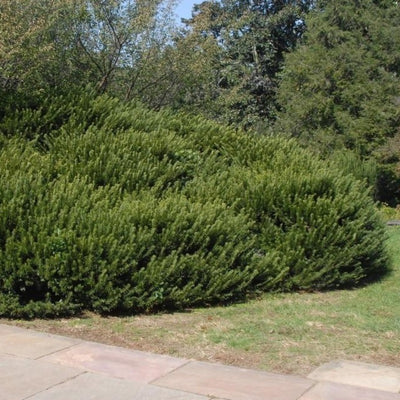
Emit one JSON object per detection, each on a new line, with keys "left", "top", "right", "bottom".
{"left": 172, "top": 0, "right": 314, "bottom": 127}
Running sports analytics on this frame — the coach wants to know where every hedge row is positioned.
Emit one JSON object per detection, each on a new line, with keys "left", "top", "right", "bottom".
{"left": 0, "top": 93, "right": 388, "bottom": 317}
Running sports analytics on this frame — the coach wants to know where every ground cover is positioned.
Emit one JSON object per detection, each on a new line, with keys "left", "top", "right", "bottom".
{"left": 2, "top": 227, "right": 399, "bottom": 376}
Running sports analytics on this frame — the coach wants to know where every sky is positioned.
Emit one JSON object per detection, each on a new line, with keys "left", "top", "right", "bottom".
{"left": 174, "top": 0, "right": 199, "bottom": 22}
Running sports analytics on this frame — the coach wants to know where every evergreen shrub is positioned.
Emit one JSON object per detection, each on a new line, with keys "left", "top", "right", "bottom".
{"left": 0, "top": 93, "right": 388, "bottom": 317}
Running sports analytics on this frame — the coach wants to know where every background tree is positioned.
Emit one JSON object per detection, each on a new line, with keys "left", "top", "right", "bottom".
{"left": 0, "top": 0, "right": 314, "bottom": 125}
{"left": 275, "top": 0, "right": 400, "bottom": 203}
{"left": 0, "top": 0, "right": 83, "bottom": 104}
{"left": 134, "top": 1, "right": 225, "bottom": 112}
{"left": 75, "top": 0, "right": 175, "bottom": 95}
{"left": 0, "top": 0, "right": 176, "bottom": 111}
{"left": 169, "top": 0, "right": 315, "bottom": 128}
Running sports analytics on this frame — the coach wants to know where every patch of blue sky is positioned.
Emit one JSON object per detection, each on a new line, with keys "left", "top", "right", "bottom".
{"left": 174, "top": 0, "right": 198, "bottom": 23}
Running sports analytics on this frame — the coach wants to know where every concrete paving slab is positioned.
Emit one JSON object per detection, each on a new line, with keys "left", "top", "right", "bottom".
{"left": 308, "top": 360, "right": 400, "bottom": 393}
{"left": 0, "top": 331, "right": 80, "bottom": 359}
{"left": 2, "top": 324, "right": 398, "bottom": 400}
{"left": 153, "top": 360, "right": 315, "bottom": 400}
{"left": 0, "top": 354, "right": 83, "bottom": 400}
{"left": 28, "top": 372, "right": 209, "bottom": 400}
{"left": 42, "top": 341, "right": 189, "bottom": 383}
{"left": 299, "top": 381, "right": 400, "bottom": 400}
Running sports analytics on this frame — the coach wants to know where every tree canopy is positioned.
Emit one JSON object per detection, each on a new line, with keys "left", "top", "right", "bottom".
{"left": 171, "top": 0, "right": 315, "bottom": 127}
{"left": 0, "top": 0, "right": 175, "bottom": 105}
{"left": 275, "top": 0, "right": 400, "bottom": 201}
{"left": 277, "top": 0, "right": 400, "bottom": 152}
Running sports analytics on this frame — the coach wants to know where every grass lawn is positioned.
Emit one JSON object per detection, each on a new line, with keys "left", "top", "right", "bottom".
{"left": 1, "top": 227, "right": 399, "bottom": 376}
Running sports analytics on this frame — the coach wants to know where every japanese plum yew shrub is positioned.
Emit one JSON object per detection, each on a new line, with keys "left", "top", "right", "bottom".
{"left": 0, "top": 93, "right": 388, "bottom": 317}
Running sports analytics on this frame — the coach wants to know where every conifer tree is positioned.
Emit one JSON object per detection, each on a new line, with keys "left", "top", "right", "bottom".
{"left": 276, "top": 0, "right": 400, "bottom": 201}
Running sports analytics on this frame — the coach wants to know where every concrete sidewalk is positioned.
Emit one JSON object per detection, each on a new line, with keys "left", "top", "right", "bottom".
{"left": 0, "top": 323, "right": 399, "bottom": 400}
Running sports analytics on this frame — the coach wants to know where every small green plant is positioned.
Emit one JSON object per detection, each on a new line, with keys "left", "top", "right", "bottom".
{"left": 379, "top": 204, "right": 400, "bottom": 222}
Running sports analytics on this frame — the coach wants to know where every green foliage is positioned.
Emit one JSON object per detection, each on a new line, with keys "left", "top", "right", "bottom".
{"left": 164, "top": 0, "right": 314, "bottom": 128}
{"left": 329, "top": 149, "right": 378, "bottom": 193}
{"left": 0, "top": 93, "right": 388, "bottom": 317}
{"left": 374, "top": 131, "right": 400, "bottom": 205}
{"left": 379, "top": 204, "right": 400, "bottom": 222}
{"left": 276, "top": 0, "right": 400, "bottom": 202}
{"left": 277, "top": 0, "right": 400, "bottom": 150}
{"left": 0, "top": 0, "right": 177, "bottom": 108}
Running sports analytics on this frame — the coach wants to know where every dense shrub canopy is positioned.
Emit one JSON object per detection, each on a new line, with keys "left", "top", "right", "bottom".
{"left": 0, "top": 93, "right": 388, "bottom": 317}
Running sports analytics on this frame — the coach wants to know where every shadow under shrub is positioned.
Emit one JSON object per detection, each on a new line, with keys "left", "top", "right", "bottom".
{"left": 0, "top": 93, "right": 389, "bottom": 317}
